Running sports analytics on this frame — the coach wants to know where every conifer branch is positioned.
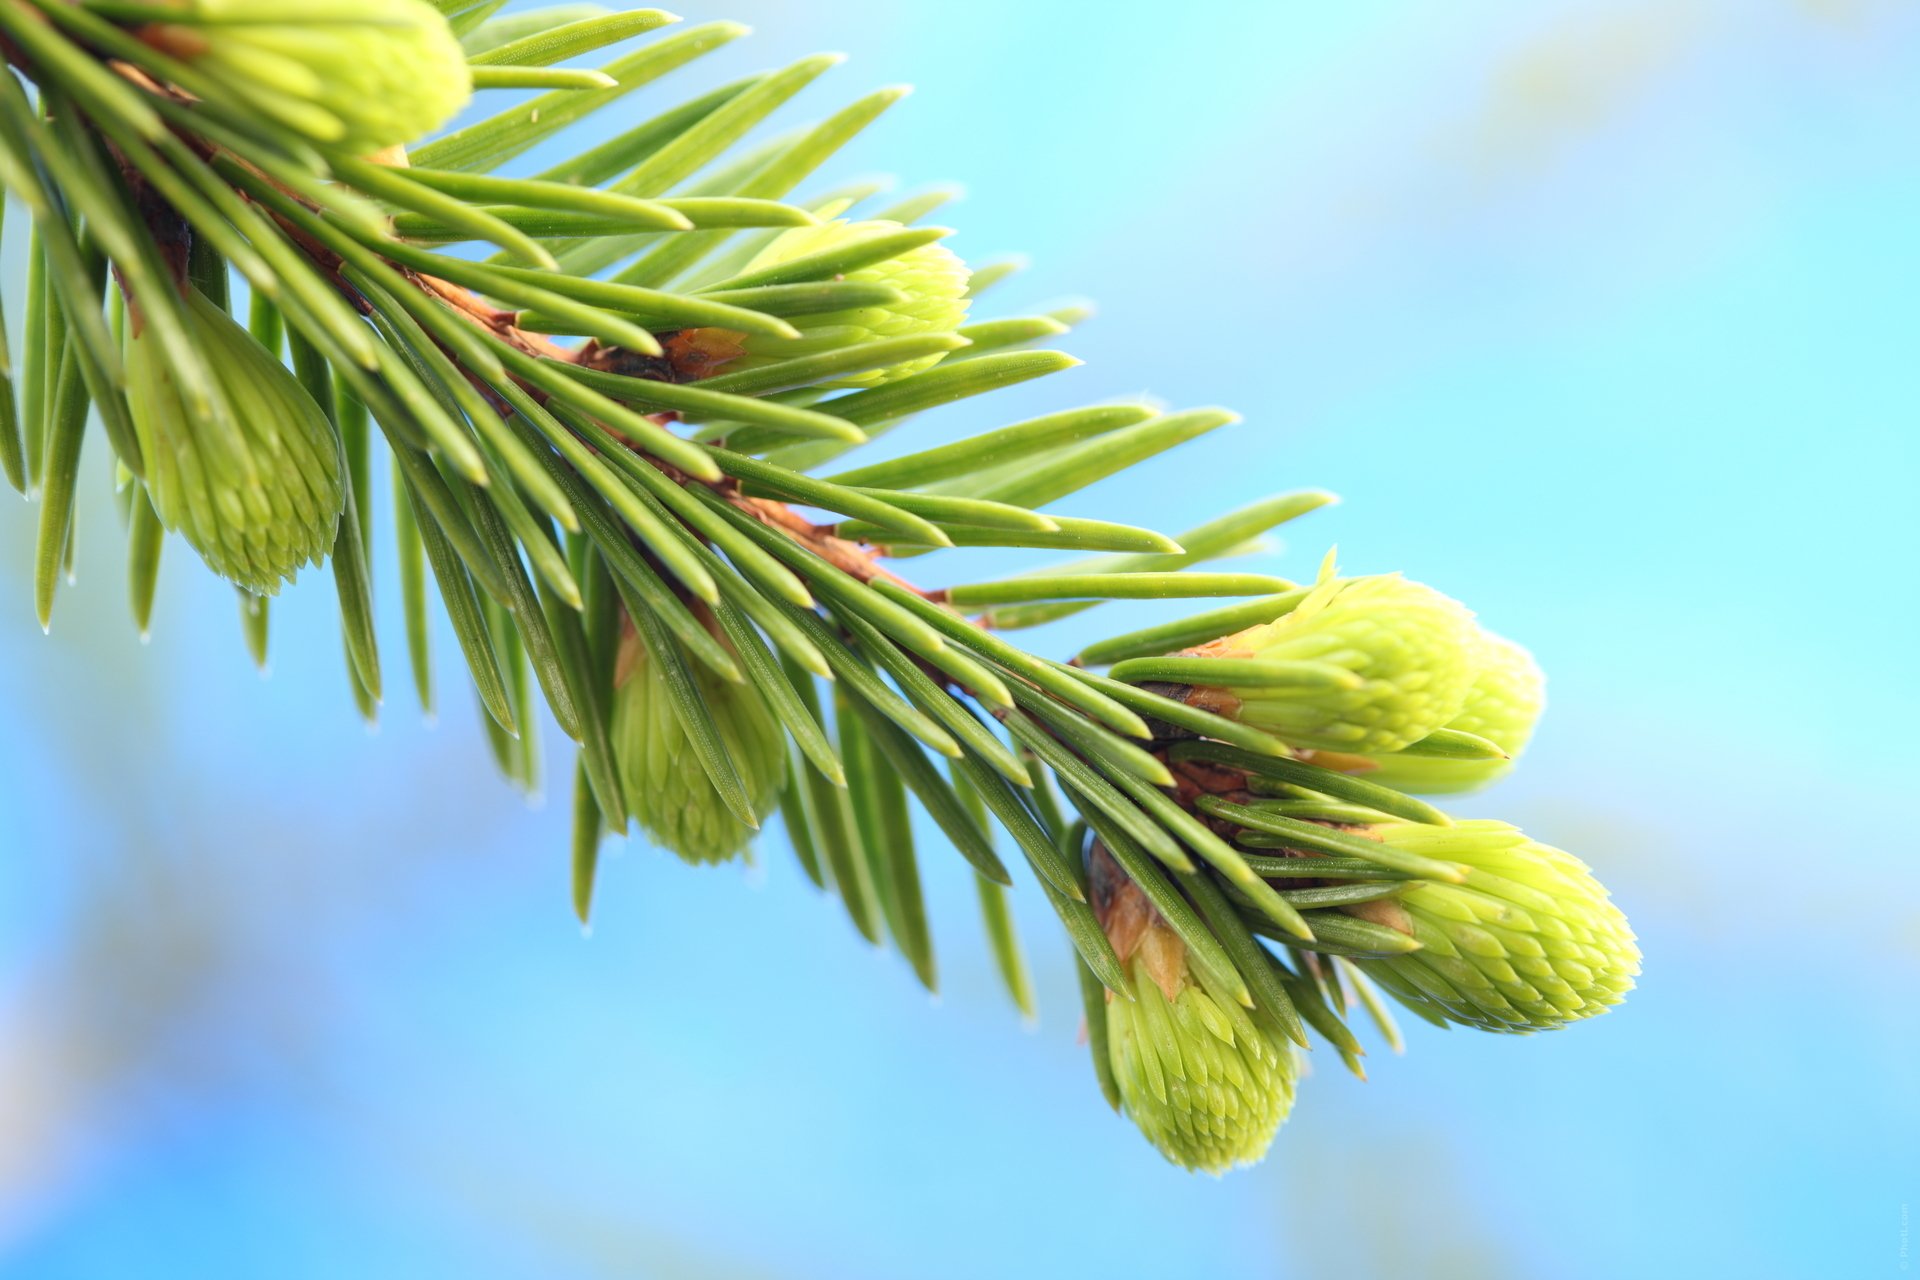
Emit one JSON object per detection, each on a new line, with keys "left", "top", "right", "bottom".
{"left": 0, "top": 0, "right": 1640, "bottom": 1174}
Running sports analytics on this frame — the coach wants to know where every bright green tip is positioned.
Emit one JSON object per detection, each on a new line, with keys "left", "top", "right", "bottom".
{"left": 1352, "top": 820, "right": 1640, "bottom": 1033}
{"left": 1106, "top": 949, "right": 1298, "bottom": 1173}
{"left": 610, "top": 628, "right": 786, "bottom": 866}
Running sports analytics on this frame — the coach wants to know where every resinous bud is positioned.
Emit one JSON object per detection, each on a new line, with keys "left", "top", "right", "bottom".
{"left": 1348, "top": 820, "right": 1640, "bottom": 1032}
{"left": 1363, "top": 631, "right": 1545, "bottom": 794}
{"left": 727, "top": 219, "right": 971, "bottom": 385}
{"left": 1181, "top": 574, "right": 1482, "bottom": 755}
{"left": 125, "top": 287, "right": 343, "bottom": 595}
{"left": 1096, "top": 856, "right": 1296, "bottom": 1172}
{"left": 129, "top": 0, "right": 472, "bottom": 153}
{"left": 609, "top": 627, "right": 786, "bottom": 865}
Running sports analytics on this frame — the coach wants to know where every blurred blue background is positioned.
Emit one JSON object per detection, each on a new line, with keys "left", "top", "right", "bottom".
{"left": 3, "top": 2, "right": 1917, "bottom": 1276}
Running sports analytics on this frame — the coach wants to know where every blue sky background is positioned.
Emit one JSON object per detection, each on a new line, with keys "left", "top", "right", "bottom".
{"left": 2, "top": 2, "right": 1916, "bottom": 1277}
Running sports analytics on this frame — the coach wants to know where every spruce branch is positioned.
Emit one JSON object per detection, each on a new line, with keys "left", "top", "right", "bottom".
{"left": 0, "top": 0, "right": 1642, "bottom": 1174}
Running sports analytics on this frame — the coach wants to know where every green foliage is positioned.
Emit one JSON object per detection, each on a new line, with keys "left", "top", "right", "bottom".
{"left": 1345, "top": 821, "right": 1641, "bottom": 1033}
{"left": 126, "top": 286, "right": 343, "bottom": 594}
{"left": 1175, "top": 572, "right": 1484, "bottom": 755}
{"left": 0, "top": 0, "right": 1639, "bottom": 1173}
{"left": 610, "top": 612, "right": 787, "bottom": 865}
{"left": 1363, "top": 630, "right": 1546, "bottom": 794}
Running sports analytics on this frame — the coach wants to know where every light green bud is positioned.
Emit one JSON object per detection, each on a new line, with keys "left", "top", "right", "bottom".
{"left": 729, "top": 219, "right": 971, "bottom": 385}
{"left": 1184, "top": 574, "right": 1481, "bottom": 755}
{"left": 609, "top": 628, "right": 786, "bottom": 865}
{"left": 130, "top": 0, "right": 472, "bottom": 153}
{"left": 1350, "top": 820, "right": 1639, "bottom": 1032}
{"left": 125, "top": 287, "right": 343, "bottom": 596}
{"left": 1105, "top": 920, "right": 1297, "bottom": 1173}
{"left": 1363, "top": 631, "right": 1545, "bottom": 794}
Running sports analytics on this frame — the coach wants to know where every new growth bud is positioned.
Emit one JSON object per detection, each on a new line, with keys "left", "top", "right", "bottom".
{"left": 1181, "top": 574, "right": 1481, "bottom": 755}
{"left": 609, "top": 625, "right": 786, "bottom": 865}
{"left": 125, "top": 287, "right": 343, "bottom": 595}
{"left": 1362, "top": 631, "right": 1545, "bottom": 794}
{"left": 1094, "top": 849, "right": 1296, "bottom": 1172}
{"left": 1348, "top": 820, "right": 1639, "bottom": 1032}
{"left": 129, "top": 0, "right": 472, "bottom": 153}
{"left": 726, "top": 219, "right": 971, "bottom": 385}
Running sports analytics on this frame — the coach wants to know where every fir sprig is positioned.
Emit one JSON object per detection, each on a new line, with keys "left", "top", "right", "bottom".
{"left": 0, "top": 0, "right": 1640, "bottom": 1173}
